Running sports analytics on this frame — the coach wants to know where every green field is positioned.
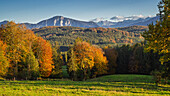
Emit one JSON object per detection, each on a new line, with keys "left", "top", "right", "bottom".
{"left": 0, "top": 75, "right": 170, "bottom": 96}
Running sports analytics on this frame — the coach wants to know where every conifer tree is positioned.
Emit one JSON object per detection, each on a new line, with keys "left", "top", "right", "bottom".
{"left": 50, "top": 42, "right": 63, "bottom": 78}
{"left": 142, "top": 0, "right": 169, "bottom": 78}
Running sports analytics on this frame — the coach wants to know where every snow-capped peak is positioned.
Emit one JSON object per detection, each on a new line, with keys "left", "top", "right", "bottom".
{"left": 91, "top": 15, "right": 154, "bottom": 23}
{"left": 91, "top": 17, "right": 109, "bottom": 22}
{"left": 110, "top": 15, "right": 148, "bottom": 22}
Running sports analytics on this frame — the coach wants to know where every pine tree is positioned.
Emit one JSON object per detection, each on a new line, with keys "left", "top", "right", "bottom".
{"left": 50, "top": 42, "right": 63, "bottom": 78}
{"left": 67, "top": 47, "right": 78, "bottom": 80}
{"left": 142, "top": 0, "right": 170, "bottom": 79}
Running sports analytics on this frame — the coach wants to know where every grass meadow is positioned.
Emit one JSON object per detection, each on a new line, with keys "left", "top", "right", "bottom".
{"left": 0, "top": 75, "right": 170, "bottom": 96}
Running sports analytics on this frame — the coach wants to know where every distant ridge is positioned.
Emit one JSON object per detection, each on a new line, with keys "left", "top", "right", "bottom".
{"left": 0, "top": 15, "right": 159, "bottom": 29}
{"left": 0, "top": 16, "right": 99, "bottom": 29}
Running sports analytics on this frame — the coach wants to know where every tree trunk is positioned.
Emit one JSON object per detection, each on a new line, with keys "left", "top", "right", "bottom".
{"left": 83, "top": 68, "right": 86, "bottom": 81}
{"left": 14, "top": 61, "right": 18, "bottom": 79}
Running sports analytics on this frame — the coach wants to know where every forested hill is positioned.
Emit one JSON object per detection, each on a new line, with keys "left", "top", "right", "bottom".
{"left": 33, "top": 25, "right": 148, "bottom": 49}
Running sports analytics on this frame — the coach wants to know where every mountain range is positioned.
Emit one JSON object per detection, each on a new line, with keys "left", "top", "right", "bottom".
{"left": 91, "top": 15, "right": 159, "bottom": 28}
{"left": 0, "top": 15, "right": 159, "bottom": 29}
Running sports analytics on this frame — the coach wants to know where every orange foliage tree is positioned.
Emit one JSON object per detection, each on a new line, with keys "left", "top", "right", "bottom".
{"left": 33, "top": 37, "right": 54, "bottom": 77}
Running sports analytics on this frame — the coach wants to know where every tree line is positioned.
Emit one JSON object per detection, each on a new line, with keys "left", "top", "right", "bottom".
{"left": 65, "top": 40, "right": 162, "bottom": 81}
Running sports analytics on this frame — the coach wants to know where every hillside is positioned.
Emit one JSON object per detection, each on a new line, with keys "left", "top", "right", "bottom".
{"left": 33, "top": 25, "right": 148, "bottom": 49}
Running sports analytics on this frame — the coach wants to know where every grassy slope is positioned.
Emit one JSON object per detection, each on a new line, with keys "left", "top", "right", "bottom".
{"left": 0, "top": 75, "right": 170, "bottom": 96}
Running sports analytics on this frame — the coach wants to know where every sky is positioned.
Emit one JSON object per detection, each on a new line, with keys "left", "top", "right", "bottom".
{"left": 0, "top": 0, "right": 161, "bottom": 23}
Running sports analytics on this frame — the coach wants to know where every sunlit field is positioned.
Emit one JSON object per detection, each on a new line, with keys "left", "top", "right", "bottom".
{"left": 0, "top": 75, "right": 169, "bottom": 96}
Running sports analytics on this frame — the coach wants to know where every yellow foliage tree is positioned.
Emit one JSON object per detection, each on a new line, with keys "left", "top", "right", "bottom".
{"left": 68, "top": 40, "right": 108, "bottom": 80}
{"left": 0, "top": 40, "right": 9, "bottom": 77}
{"left": 0, "top": 21, "right": 31, "bottom": 78}
{"left": 74, "top": 41, "right": 94, "bottom": 80}
{"left": 92, "top": 45, "right": 108, "bottom": 77}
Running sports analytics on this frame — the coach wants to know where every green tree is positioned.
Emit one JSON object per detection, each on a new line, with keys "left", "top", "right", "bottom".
{"left": 116, "top": 45, "right": 132, "bottom": 73}
{"left": 142, "top": 0, "right": 170, "bottom": 78}
{"left": 143, "top": 0, "right": 169, "bottom": 64}
{"left": 25, "top": 51, "right": 39, "bottom": 79}
{"left": 104, "top": 48, "right": 117, "bottom": 74}
{"left": 129, "top": 43, "right": 150, "bottom": 74}
{"left": 50, "top": 42, "right": 63, "bottom": 78}
{"left": 67, "top": 47, "right": 78, "bottom": 80}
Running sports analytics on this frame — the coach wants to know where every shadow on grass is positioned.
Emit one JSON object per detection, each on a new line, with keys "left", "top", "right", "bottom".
{"left": 2, "top": 80, "right": 170, "bottom": 94}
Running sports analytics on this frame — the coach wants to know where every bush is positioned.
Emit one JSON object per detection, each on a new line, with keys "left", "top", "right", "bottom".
{"left": 151, "top": 70, "right": 162, "bottom": 85}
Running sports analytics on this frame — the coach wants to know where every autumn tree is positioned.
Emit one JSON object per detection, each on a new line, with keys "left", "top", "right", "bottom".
{"left": 0, "top": 21, "right": 34, "bottom": 79}
{"left": 74, "top": 41, "right": 94, "bottom": 80}
{"left": 24, "top": 29, "right": 40, "bottom": 79}
{"left": 0, "top": 21, "right": 62, "bottom": 79}
{"left": 91, "top": 45, "right": 108, "bottom": 77}
{"left": 67, "top": 40, "right": 108, "bottom": 80}
{"left": 33, "top": 37, "right": 54, "bottom": 77}
{"left": 0, "top": 40, "right": 9, "bottom": 77}
{"left": 15, "top": 26, "right": 40, "bottom": 79}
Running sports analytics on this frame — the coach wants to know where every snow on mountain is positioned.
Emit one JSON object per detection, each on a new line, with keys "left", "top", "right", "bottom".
{"left": 91, "top": 15, "right": 158, "bottom": 28}
{"left": 110, "top": 16, "right": 125, "bottom": 22}
{"left": 92, "top": 15, "right": 154, "bottom": 23}
{"left": 91, "top": 17, "right": 110, "bottom": 22}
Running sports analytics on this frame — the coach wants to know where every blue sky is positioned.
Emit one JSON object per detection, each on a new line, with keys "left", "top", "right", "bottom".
{"left": 0, "top": 0, "right": 161, "bottom": 23}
